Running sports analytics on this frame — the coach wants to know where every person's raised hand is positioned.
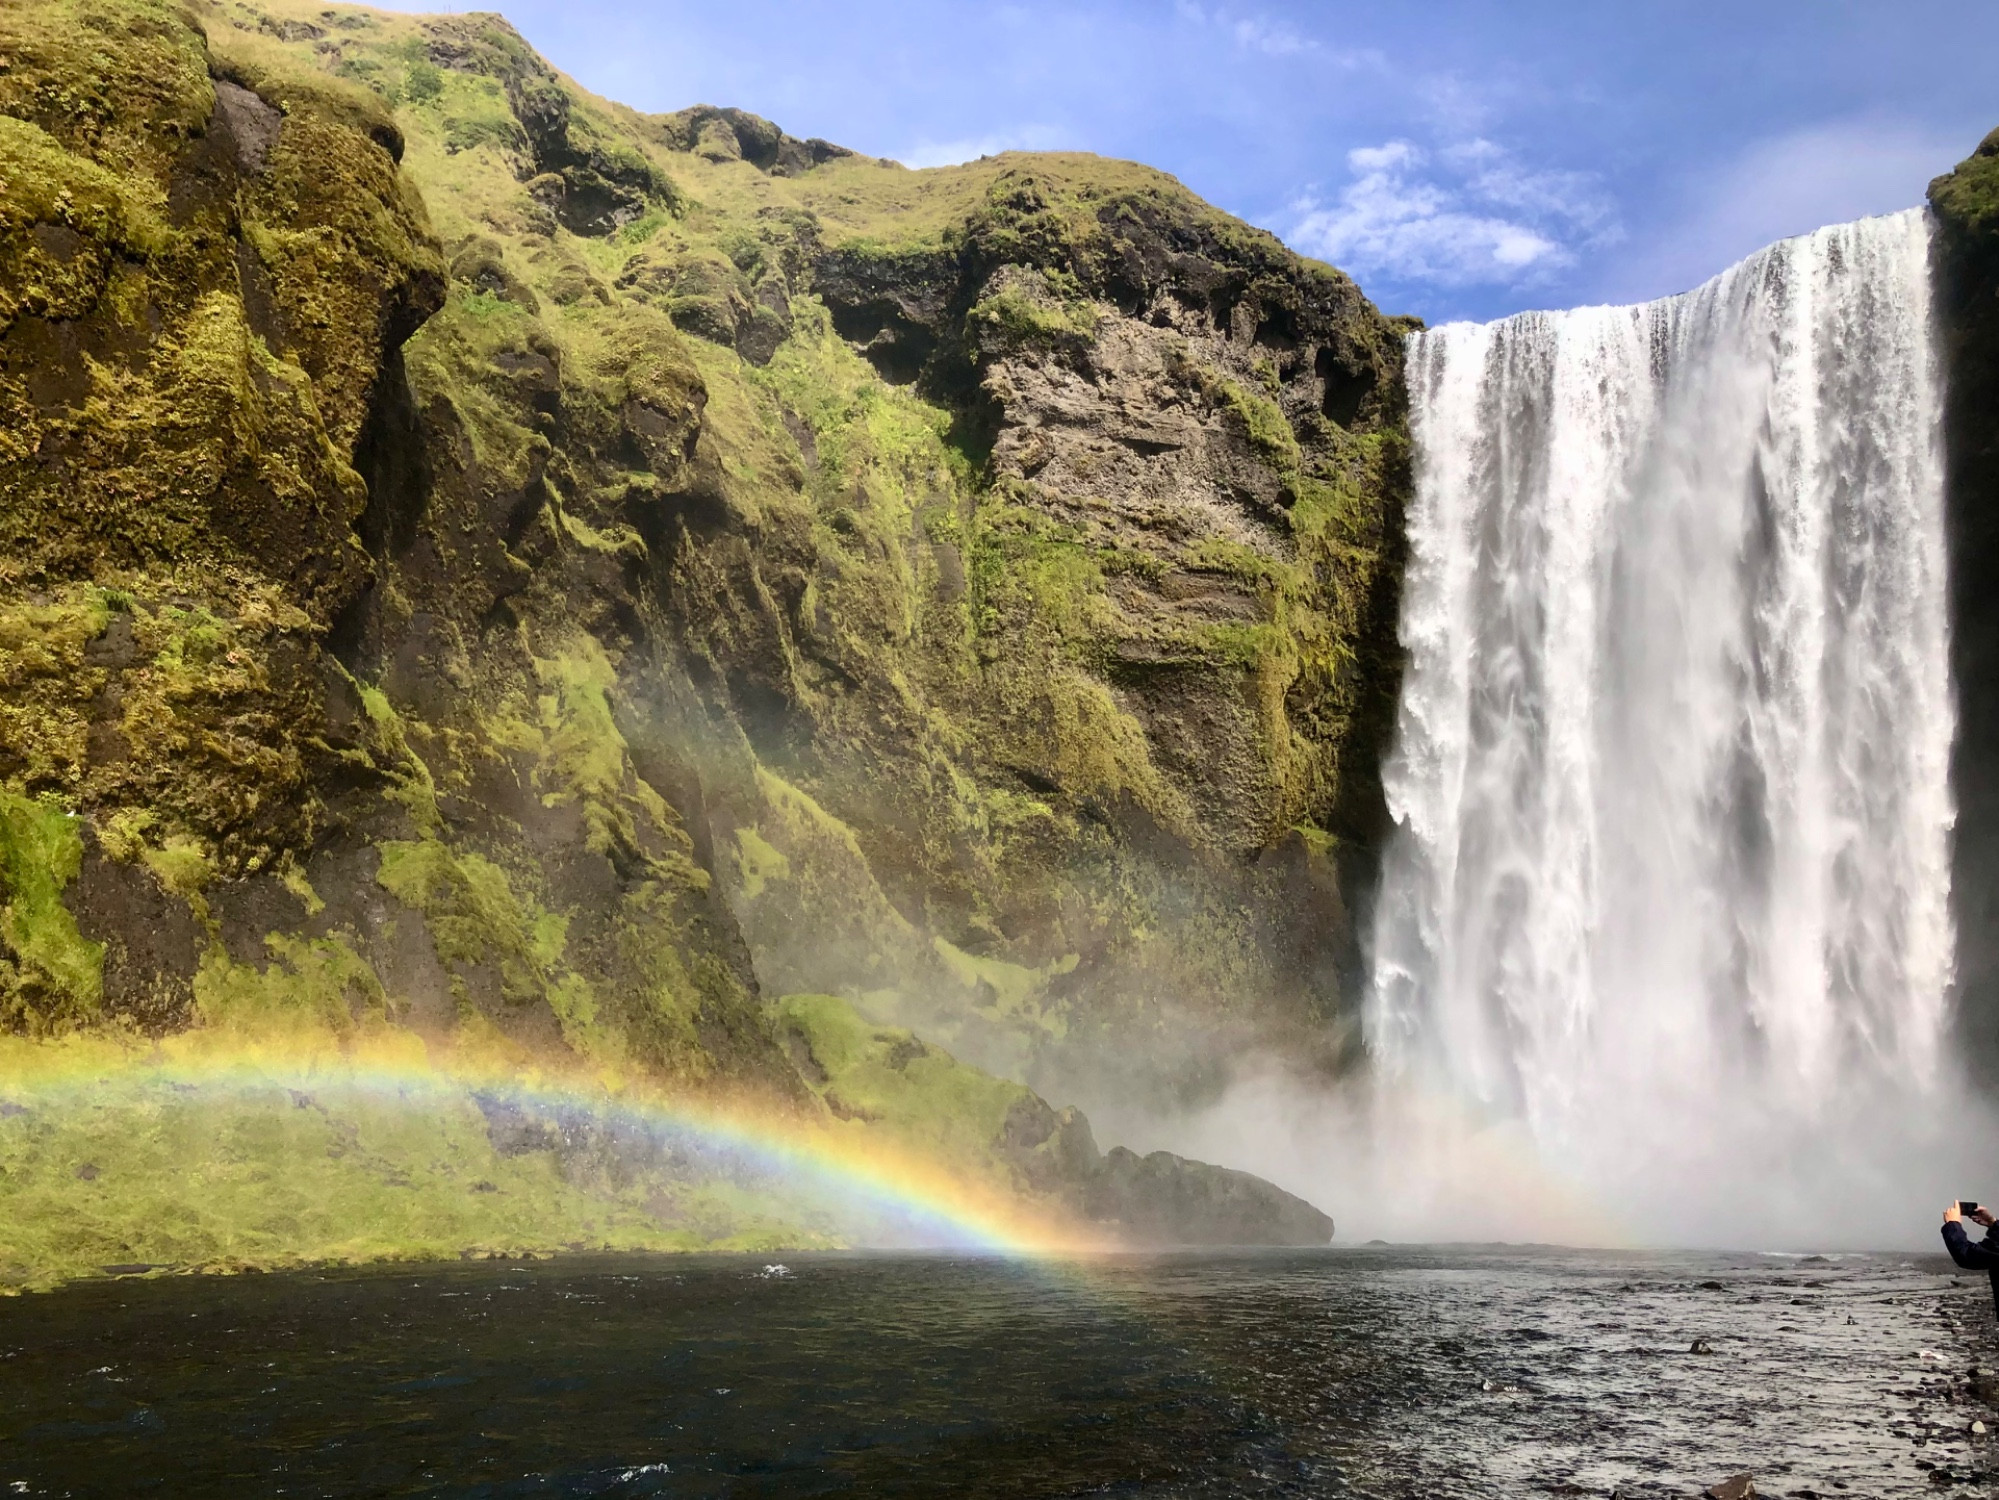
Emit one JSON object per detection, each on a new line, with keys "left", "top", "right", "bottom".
{"left": 1974, "top": 1207, "right": 1995, "bottom": 1228}
{"left": 1946, "top": 1202, "right": 1964, "bottom": 1225}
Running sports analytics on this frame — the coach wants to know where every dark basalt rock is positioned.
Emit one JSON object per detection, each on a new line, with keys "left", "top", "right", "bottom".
{"left": 1014, "top": 1096, "right": 1333, "bottom": 1246}
{"left": 1931, "top": 129, "right": 1999, "bottom": 1087}
{"left": 1082, "top": 1145, "right": 1333, "bottom": 1247}
{"left": 651, "top": 104, "right": 854, "bottom": 178}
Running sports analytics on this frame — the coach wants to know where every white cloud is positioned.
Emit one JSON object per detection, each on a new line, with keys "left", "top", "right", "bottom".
{"left": 1174, "top": 2, "right": 1383, "bottom": 68}
{"left": 1289, "top": 138, "right": 1614, "bottom": 288}
{"left": 1443, "top": 139, "right": 1614, "bottom": 232}
{"left": 899, "top": 125, "right": 1073, "bottom": 169}
{"left": 1230, "top": 15, "right": 1311, "bottom": 56}
{"left": 1600, "top": 116, "right": 1972, "bottom": 303}
{"left": 1414, "top": 73, "right": 1499, "bottom": 137}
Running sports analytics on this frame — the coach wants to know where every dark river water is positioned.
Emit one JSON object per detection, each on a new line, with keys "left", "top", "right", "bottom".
{"left": 2, "top": 1247, "right": 1993, "bottom": 1498}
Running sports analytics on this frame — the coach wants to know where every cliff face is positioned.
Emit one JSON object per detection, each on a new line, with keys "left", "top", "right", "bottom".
{"left": 0, "top": 0, "right": 1409, "bottom": 1260}
{"left": 0, "top": 0, "right": 445, "bottom": 1037}
{"left": 1931, "top": 129, "right": 1999, "bottom": 1083}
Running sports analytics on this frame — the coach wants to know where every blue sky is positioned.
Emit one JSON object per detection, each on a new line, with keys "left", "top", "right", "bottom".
{"left": 383, "top": 0, "right": 1998, "bottom": 323}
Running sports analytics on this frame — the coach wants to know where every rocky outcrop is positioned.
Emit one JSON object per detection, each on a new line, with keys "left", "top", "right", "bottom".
{"left": 1083, "top": 1146, "right": 1332, "bottom": 1247}
{"left": 650, "top": 104, "right": 853, "bottom": 178}
{"left": 777, "top": 993, "right": 1332, "bottom": 1246}
{"left": 807, "top": 169, "right": 1410, "bottom": 860}
{"left": 683, "top": 161, "right": 1413, "bottom": 1106}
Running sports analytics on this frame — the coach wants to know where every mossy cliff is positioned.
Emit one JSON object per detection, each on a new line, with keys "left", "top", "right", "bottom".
{"left": 0, "top": 0, "right": 1409, "bottom": 1269}
{"left": 1931, "top": 130, "right": 1999, "bottom": 1084}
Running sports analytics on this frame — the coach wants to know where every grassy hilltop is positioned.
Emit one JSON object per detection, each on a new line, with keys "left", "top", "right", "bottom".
{"left": 0, "top": 0, "right": 1399, "bottom": 1279}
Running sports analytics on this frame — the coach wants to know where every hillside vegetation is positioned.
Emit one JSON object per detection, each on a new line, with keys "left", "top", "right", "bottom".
{"left": 0, "top": 0, "right": 1402, "bottom": 1276}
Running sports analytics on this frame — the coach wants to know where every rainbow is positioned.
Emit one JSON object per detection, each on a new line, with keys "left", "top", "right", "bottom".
{"left": 0, "top": 1028, "right": 1111, "bottom": 1260}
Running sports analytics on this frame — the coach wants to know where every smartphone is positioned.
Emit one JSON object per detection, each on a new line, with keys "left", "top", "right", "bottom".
{"left": 1962, "top": 1201, "right": 1982, "bottom": 1216}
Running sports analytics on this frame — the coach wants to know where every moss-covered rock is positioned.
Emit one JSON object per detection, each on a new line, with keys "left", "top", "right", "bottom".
{"left": 0, "top": 0, "right": 1391, "bottom": 1276}
{"left": 0, "top": 0, "right": 444, "bottom": 1044}
{"left": 0, "top": 0, "right": 443, "bottom": 619}
{"left": 776, "top": 992, "right": 1331, "bottom": 1245}
{"left": 0, "top": 789, "right": 103, "bottom": 1031}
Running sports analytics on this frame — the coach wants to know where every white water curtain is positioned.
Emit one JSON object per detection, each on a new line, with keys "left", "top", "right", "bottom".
{"left": 1368, "top": 210, "right": 1958, "bottom": 1242}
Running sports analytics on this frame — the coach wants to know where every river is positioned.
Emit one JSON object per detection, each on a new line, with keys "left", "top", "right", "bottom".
{"left": 3, "top": 1246, "right": 1993, "bottom": 1497}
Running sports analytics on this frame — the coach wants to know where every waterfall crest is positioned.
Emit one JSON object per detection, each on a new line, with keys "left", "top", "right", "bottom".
{"left": 1368, "top": 209, "right": 1959, "bottom": 1241}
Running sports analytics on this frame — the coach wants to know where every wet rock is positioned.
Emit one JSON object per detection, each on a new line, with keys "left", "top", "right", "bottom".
{"left": 782, "top": 995, "right": 1334, "bottom": 1246}
{"left": 1080, "top": 1145, "right": 1334, "bottom": 1247}
{"left": 1702, "top": 1475, "right": 1755, "bottom": 1500}
{"left": 1690, "top": 1337, "right": 1715, "bottom": 1354}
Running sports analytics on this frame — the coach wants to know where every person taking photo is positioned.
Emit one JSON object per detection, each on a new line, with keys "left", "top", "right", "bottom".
{"left": 1942, "top": 1201, "right": 1999, "bottom": 1318}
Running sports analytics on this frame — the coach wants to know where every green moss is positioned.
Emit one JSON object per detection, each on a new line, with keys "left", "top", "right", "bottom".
{"left": 0, "top": 789, "right": 103, "bottom": 1030}
{"left": 0, "top": 589, "right": 110, "bottom": 794}
{"left": 0, "top": 0, "right": 214, "bottom": 190}
{"left": 1933, "top": 127, "right": 1999, "bottom": 238}
{"left": 0, "top": 1062, "right": 828, "bottom": 1291}
{"left": 370, "top": 816, "right": 710, "bottom": 1075}
{"left": 967, "top": 270, "right": 1100, "bottom": 351}
{"left": 931, "top": 937, "right": 1074, "bottom": 1039}
{"left": 527, "top": 634, "right": 702, "bottom": 886}
{"left": 355, "top": 681, "right": 443, "bottom": 833}
{"left": 959, "top": 498, "right": 1191, "bottom": 826}
{"left": 734, "top": 827, "right": 790, "bottom": 900}
{"left": 1217, "top": 376, "right": 1302, "bottom": 474}
{"left": 1291, "top": 823, "right": 1338, "bottom": 859}
{"left": 139, "top": 834, "right": 216, "bottom": 923}
{"left": 375, "top": 838, "right": 558, "bottom": 1008}
{"left": 402, "top": 59, "right": 444, "bottom": 105}
{"left": 605, "top": 885, "right": 711, "bottom": 1077}
{"left": 1182, "top": 535, "right": 1294, "bottom": 592}
{"left": 754, "top": 766, "right": 883, "bottom": 870}
{"left": 280, "top": 860, "right": 326, "bottom": 917}
{"left": 778, "top": 992, "right": 1031, "bottom": 1168}
{"left": 0, "top": 0, "right": 440, "bottom": 616}
{"left": 545, "top": 970, "right": 615, "bottom": 1058}
{"left": 0, "top": 114, "right": 160, "bottom": 329}
{"left": 617, "top": 208, "right": 671, "bottom": 246}
{"left": 760, "top": 299, "right": 974, "bottom": 496}
{"left": 194, "top": 933, "right": 388, "bottom": 1035}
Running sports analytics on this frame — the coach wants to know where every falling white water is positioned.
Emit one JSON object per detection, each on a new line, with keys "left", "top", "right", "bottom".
{"left": 1365, "top": 208, "right": 1967, "bottom": 1247}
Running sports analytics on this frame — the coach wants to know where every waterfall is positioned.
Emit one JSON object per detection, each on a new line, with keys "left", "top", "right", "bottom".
{"left": 1367, "top": 209, "right": 1963, "bottom": 1244}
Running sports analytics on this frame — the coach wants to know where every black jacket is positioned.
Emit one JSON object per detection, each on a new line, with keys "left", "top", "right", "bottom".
{"left": 1942, "top": 1220, "right": 1999, "bottom": 1317}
